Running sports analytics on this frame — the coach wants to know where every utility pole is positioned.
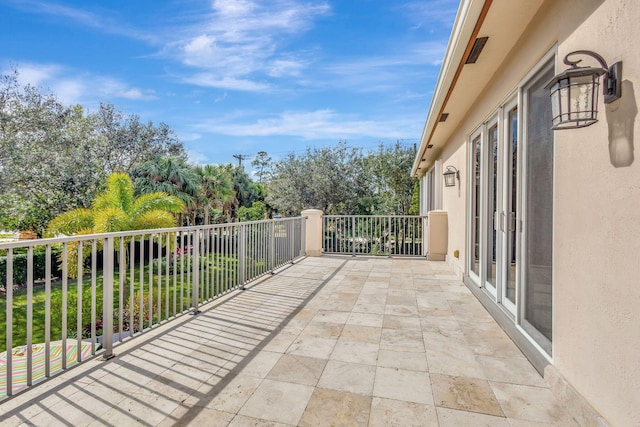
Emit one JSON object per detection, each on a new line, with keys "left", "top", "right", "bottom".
{"left": 233, "top": 154, "right": 249, "bottom": 169}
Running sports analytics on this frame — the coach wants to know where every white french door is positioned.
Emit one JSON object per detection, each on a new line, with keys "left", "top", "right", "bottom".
{"left": 468, "top": 104, "right": 517, "bottom": 315}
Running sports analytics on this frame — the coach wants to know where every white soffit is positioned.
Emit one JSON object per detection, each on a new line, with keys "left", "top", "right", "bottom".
{"left": 412, "top": 0, "right": 545, "bottom": 176}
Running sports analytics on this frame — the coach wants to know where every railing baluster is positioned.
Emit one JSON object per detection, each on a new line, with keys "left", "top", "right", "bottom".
{"left": 191, "top": 229, "right": 200, "bottom": 314}
{"left": 91, "top": 240, "right": 97, "bottom": 353}
{"left": 130, "top": 238, "right": 135, "bottom": 336}
{"left": 45, "top": 245, "right": 51, "bottom": 376}
{"left": 6, "top": 249, "right": 13, "bottom": 396}
{"left": 59, "top": 245, "right": 65, "bottom": 372}
{"left": 119, "top": 238, "right": 124, "bottom": 341}
{"left": 102, "top": 237, "right": 114, "bottom": 359}
{"left": 78, "top": 243, "right": 84, "bottom": 360}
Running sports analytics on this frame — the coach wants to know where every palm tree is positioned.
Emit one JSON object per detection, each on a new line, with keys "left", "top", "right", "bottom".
{"left": 196, "top": 165, "right": 234, "bottom": 224}
{"left": 47, "top": 172, "right": 185, "bottom": 277}
{"left": 133, "top": 156, "right": 199, "bottom": 225}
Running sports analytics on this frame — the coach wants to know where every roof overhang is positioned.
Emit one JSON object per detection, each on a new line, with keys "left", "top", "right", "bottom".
{"left": 412, "top": 0, "right": 545, "bottom": 177}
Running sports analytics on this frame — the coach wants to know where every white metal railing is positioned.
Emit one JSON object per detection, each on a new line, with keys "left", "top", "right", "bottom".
{"left": 323, "top": 215, "right": 425, "bottom": 257}
{"left": 0, "top": 216, "right": 306, "bottom": 399}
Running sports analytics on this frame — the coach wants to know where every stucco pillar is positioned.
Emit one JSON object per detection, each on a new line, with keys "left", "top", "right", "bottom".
{"left": 426, "top": 210, "right": 448, "bottom": 261}
{"left": 301, "top": 209, "right": 323, "bottom": 256}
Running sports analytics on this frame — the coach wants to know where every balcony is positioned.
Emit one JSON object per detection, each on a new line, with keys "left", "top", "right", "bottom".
{"left": 0, "top": 217, "right": 575, "bottom": 425}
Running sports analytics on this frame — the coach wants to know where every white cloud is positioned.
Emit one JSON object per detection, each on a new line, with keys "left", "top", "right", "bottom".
{"left": 163, "top": 0, "right": 330, "bottom": 90}
{"left": 5, "top": 61, "right": 156, "bottom": 105}
{"left": 183, "top": 73, "right": 270, "bottom": 91}
{"left": 194, "top": 109, "right": 421, "bottom": 140}
{"left": 4, "top": 0, "right": 155, "bottom": 42}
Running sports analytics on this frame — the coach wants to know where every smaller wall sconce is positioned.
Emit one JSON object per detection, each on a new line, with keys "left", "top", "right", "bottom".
{"left": 443, "top": 166, "right": 460, "bottom": 187}
{"left": 545, "top": 50, "right": 622, "bottom": 130}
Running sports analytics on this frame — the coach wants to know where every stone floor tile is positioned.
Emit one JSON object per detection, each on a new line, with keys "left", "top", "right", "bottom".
{"left": 368, "top": 397, "right": 439, "bottom": 427}
{"left": 383, "top": 314, "right": 422, "bottom": 330}
{"left": 380, "top": 328, "right": 425, "bottom": 352}
{"left": 90, "top": 391, "right": 181, "bottom": 426}
{"left": 373, "top": 366, "right": 433, "bottom": 404}
{"left": 298, "top": 387, "right": 371, "bottom": 427}
{"left": 490, "top": 382, "right": 575, "bottom": 424}
{"left": 331, "top": 340, "right": 379, "bottom": 365}
{"left": 476, "top": 355, "right": 546, "bottom": 387}
{"left": 317, "top": 360, "right": 376, "bottom": 395}
{"left": 228, "top": 414, "right": 293, "bottom": 427}
{"left": 339, "top": 324, "right": 382, "bottom": 344}
{"left": 384, "top": 303, "right": 420, "bottom": 317}
{"left": 239, "top": 351, "right": 282, "bottom": 378}
{"left": 347, "top": 312, "right": 385, "bottom": 328}
{"left": 158, "top": 406, "right": 235, "bottom": 427}
{"left": 300, "top": 321, "right": 345, "bottom": 339}
{"left": 286, "top": 335, "right": 337, "bottom": 359}
{"left": 352, "top": 302, "right": 386, "bottom": 314}
{"left": 186, "top": 374, "right": 263, "bottom": 413}
{"left": 313, "top": 310, "right": 351, "bottom": 324}
{"left": 377, "top": 349, "right": 429, "bottom": 372}
{"left": 261, "top": 331, "right": 299, "bottom": 353}
{"left": 266, "top": 354, "right": 327, "bottom": 386}
{"left": 436, "top": 407, "right": 510, "bottom": 427}
{"left": 238, "top": 379, "right": 314, "bottom": 425}
{"left": 431, "top": 373, "right": 504, "bottom": 417}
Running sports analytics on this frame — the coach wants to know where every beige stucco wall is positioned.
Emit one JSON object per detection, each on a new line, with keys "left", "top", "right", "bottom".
{"left": 431, "top": 0, "right": 639, "bottom": 425}
{"left": 552, "top": 1, "right": 640, "bottom": 426}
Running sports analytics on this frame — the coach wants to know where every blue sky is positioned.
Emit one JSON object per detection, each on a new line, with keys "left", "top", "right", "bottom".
{"left": 1, "top": 0, "right": 458, "bottom": 167}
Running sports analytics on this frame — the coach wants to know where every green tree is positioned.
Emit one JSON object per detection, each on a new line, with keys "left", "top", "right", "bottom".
{"left": 367, "top": 142, "right": 417, "bottom": 215}
{"left": 0, "top": 71, "right": 186, "bottom": 236}
{"left": 46, "top": 172, "right": 184, "bottom": 277}
{"left": 251, "top": 151, "right": 272, "bottom": 183}
{"left": 267, "top": 142, "right": 370, "bottom": 215}
{"left": 133, "top": 156, "right": 199, "bottom": 225}
{"left": 195, "top": 164, "right": 234, "bottom": 224}
{"left": 238, "top": 201, "right": 267, "bottom": 222}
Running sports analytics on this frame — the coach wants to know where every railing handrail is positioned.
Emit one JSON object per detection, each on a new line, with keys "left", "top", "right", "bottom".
{"left": 323, "top": 214, "right": 425, "bottom": 219}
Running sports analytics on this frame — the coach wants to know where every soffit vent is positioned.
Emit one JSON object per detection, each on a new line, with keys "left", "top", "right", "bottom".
{"left": 465, "top": 36, "right": 489, "bottom": 64}
{"left": 439, "top": 113, "right": 449, "bottom": 122}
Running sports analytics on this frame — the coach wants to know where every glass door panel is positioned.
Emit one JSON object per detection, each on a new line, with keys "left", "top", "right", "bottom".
{"left": 505, "top": 107, "right": 518, "bottom": 306}
{"left": 470, "top": 135, "right": 481, "bottom": 279}
{"left": 485, "top": 124, "right": 498, "bottom": 293}
{"left": 522, "top": 63, "right": 554, "bottom": 354}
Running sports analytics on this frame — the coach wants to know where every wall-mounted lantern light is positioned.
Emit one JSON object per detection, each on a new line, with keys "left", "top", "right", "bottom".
{"left": 443, "top": 166, "right": 459, "bottom": 187}
{"left": 545, "top": 50, "right": 622, "bottom": 130}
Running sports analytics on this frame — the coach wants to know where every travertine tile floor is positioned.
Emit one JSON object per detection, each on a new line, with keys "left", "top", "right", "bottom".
{"left": 0, "top": 256, "right": 578, "bottom": 426}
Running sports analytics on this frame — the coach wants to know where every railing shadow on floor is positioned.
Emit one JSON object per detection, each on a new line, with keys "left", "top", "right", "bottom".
{"left": 0, "top": 257, "right": 350, "bottom": 425}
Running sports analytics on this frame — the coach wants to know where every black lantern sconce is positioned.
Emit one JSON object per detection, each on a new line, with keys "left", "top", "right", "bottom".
{"left": 443, "top": 166, "right": 460, "bottom": 187}
{"left": 545, "top": 50, "right": 622, "bottom": 130}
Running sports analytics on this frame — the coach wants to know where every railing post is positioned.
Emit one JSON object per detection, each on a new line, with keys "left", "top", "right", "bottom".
{"left": 191, "top": 229, "right": 200, "bottom": 314}
{"left": 352, "top": 216, "right": 356, "bottom": 257}
{"left": 239, "top": 224, "right": 246, "bottom": 289}
{"left": 301, "top": 217, "right": 307, "bottom": 257}
{"left": 289, "top": 220, "right": 295, "bottom": 263}
{"left": 269, "top": 221, "right": 276, "bottom": 273}
{"left": 388, "top": 216, "right": 392, "bottom": 258}
{"left": 102, "top": 236, "right": 115, "bottom": 360}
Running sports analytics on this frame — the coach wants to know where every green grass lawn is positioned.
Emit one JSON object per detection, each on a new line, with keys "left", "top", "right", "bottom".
{"left": 0, "top": 254, "right": 245, "bottom": 353}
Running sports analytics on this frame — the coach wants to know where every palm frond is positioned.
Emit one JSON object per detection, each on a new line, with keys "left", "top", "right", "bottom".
{"left": 46, "top": 209, "right": 94, "bottom": 237}
{"left": 130, "top": 210, "right": 177, "bottom": 230}
{"left": 131, "top": 192, "right": 185, "bottom": 217}
{"left": 94, "top": 172, "right": 134, "bottom": 212}
{"left": 93, "top": 207, "right": 129, "bottom": 233}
